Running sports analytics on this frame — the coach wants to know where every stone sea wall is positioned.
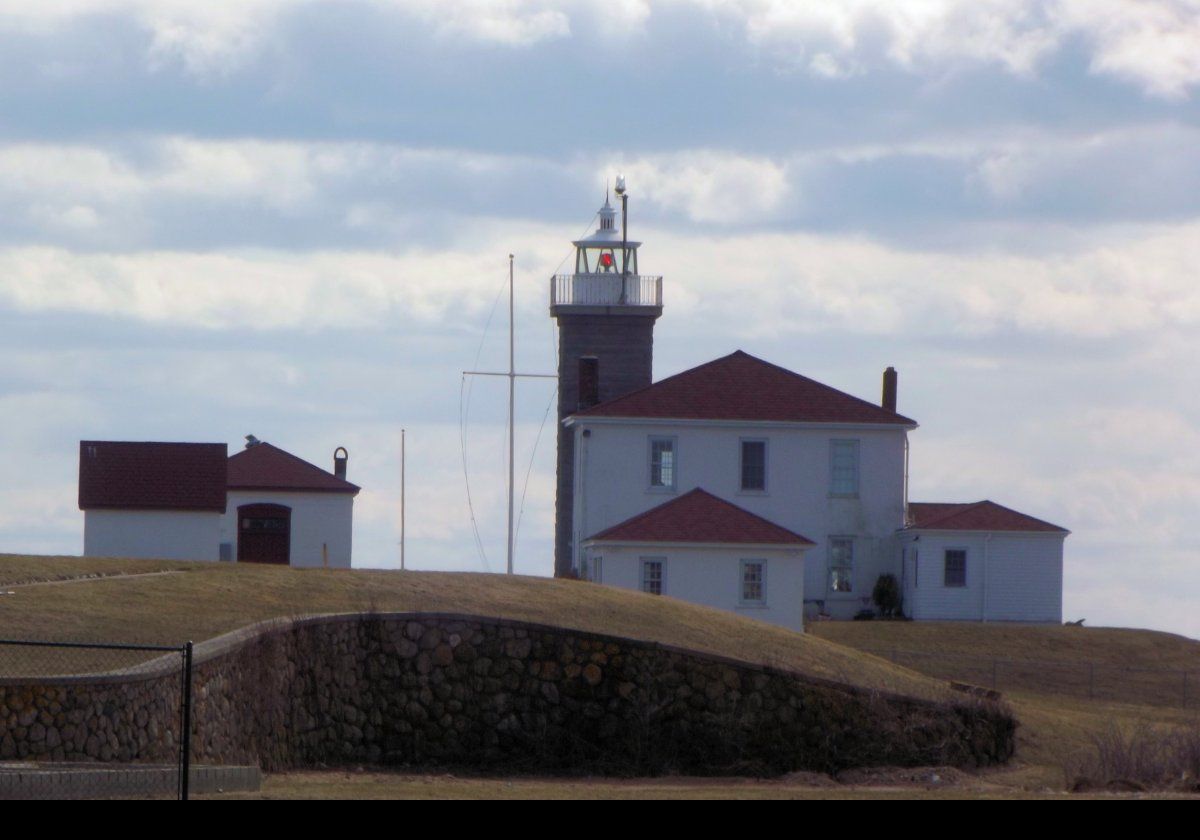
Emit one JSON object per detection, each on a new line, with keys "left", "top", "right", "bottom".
{"left": 0, "top": 613, "right": 1015, "bottom": 775}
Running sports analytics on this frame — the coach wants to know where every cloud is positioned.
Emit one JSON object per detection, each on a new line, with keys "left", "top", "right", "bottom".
{"left": 651, "top": 218, "right": 1200, "bottom": 341}
{"left": 614, "top": 152, "right": 792, "bottom": 224}
{"left": 715, "top": 0, "right": 1200, "bottom": 97}
{"left": 1054, "top": 0, "right": 1200, "bottom": 99}
{"left": 1, "top": 211, "right": 1197, "bottom": 341}
{"left": 2, "top": 0, "right": 1198, "bottom": 97}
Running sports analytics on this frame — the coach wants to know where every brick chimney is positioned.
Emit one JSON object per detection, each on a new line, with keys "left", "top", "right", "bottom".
{"left": 882, "top": 366, "right": 898, "bottom": 413}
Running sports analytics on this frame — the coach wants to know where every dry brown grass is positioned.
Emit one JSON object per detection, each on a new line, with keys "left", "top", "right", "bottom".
{"left": 807, "top": 620, "right": 1200, "bottom": 793}
{"left": 809, "top": 620, "right": 1200, "bottom": 671}
{"left": 809, "top": 620, "right": 1200, "bottom": 709}
{"left": 0, "top": 554, "right": 194, "bottom": 587}
{"left": 0, "top": 554, "right": 948, "bottom": 700}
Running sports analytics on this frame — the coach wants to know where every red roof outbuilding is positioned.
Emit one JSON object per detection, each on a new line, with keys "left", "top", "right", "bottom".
{"left": 586, "top": 488, "right": 814, "bottom": 546}
{"left": 572, "top": 350, "right": 917, "bottom": 426}
{"left": 906, "top": 501, "right": 1068, "bottom": 533}
{"left": 78, "top": 441, "right": 228, "bottom": 512}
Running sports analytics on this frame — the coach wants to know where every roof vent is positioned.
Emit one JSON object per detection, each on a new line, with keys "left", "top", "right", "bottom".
{"left": 334, "top": 446, "right": 348, "bottom": 480}
{"left": 244, "top": 435, "right": 261, "bottom": 449}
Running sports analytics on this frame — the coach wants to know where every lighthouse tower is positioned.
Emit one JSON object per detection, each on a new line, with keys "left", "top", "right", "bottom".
{"left": 550, "top": 183, "right": 663, "bottom": 577}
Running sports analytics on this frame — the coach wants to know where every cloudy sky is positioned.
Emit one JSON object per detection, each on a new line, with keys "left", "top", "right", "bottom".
{"left": 1, "top": 0, "right": 1198, "bottom": 635}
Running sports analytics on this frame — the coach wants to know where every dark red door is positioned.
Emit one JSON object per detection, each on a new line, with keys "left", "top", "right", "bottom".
{"left": 237, "top": 503, "right": 291, "bottom": 565}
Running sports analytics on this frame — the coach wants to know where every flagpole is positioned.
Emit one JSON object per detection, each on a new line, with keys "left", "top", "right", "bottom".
{"left": 400, "top": 428, "right": 406, "bottom": 571}
{"left": 507, "top": 254, "right": 515, "bottom": 576}
{"left": 462, "top": 254, "right": 554, "bottom": 575}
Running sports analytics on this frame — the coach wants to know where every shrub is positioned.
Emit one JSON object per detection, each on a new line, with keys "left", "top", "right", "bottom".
{"left": 872, "top": 574, "right": 901, "bottom": 618}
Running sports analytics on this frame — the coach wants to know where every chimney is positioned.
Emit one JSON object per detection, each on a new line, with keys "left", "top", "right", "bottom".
{"left": 334, "top": 446, "right": 348, "bottom": 480}
{"left": 882, "top": 366, "right": 898, "bottom": 413}
{"left": 578, "top": 356, "right": 599, "bottom": 410}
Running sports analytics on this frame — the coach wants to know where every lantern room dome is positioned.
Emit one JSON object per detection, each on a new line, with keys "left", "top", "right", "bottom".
{"left": 572, "top": 195, "right": 640, "bottom": 250}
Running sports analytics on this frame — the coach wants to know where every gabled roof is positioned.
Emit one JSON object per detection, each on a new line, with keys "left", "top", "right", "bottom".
{"left": 572, "top": 350, "right": 916, "bottom": 426}
{"left": 906, "top": 501, "right": 1068, "bottom": 534}
{"left": 227, "top": 442, "right": 359, "bottom": 495}
{"left": 78, "top": 441, "right": 228, "bottom": 512}
{"left": 585, "top": 488, "right": 814, "bottom": 546}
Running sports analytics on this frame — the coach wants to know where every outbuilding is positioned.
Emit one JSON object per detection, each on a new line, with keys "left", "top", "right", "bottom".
{"left": 898, "top": 501, "right": 1069, "bottom": 623}
{"left": 78, "top": 438, "right": 359, "bottom": 567}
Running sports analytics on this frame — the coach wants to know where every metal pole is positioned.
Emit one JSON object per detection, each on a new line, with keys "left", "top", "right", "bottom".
{"left": 180, "top": 641, "right": 193, "bottom": 801}
{"left": 620, "top": 193, "right": 629, "bottom": 303}
{"left": 400, "top": 428, "right": 406, "bottom": 571}
{"left": 507, "top": 254, "right": 515, "bottom": 576}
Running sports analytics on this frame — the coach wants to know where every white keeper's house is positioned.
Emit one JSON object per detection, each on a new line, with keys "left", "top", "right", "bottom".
{"left": 549, "top": 190, "right": 1068, "bottom": 631}
{"left": 78, "top": 438, "right": 359, "bottom": 567}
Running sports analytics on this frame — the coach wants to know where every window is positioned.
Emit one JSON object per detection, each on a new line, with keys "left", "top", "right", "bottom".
{"left": 829, "top": 538, "right": 854, "bottom": 593}
{"left": 641, "top": 558, "right": 665, "bottom": 595}
{"left": 740, "top": 439, "right": 767, "bottom": 492}
{"left": 740, "top": 560, "right": 766, "bottom": 605}
{"left": 944, "top": 549, "right": 967, "bottom": 587}
{"left": 588, "top": 556, "right": 604, "bottom": 583}
{"left": 830, "top": 440, "right": 860, "bottom": 497}
{"left": 649, "top": 437, "right": 676, "bottom": 490}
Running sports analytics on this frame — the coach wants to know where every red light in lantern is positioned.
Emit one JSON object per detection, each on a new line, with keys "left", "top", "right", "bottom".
{"left": 600, "top": 253, "right": 614, "bottom": 267}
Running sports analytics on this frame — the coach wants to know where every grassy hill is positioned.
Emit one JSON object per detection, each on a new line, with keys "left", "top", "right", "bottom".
{"left": 810, "top": 620, "right": 1200, "bottom": 672}
{"left": 0, "top": 554, "right": 947, "bottom": 701}
{"left": 809, "top": 619, "right": 1200, "bottom": 789}
{"left": 5, "top": 554, "right": 1198, "bottom": 794}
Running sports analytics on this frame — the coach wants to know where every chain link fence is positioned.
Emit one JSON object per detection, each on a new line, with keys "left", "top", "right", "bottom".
{"left": 0, "top": 639, "right": 193, "bottom": 800}
{"left": 866, "top": 648, "right": 1199, "bottom": 709}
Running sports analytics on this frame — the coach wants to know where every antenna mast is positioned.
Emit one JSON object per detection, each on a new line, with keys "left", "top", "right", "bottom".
{"left": 463, "top": 255, "right": 555, "bottom": 575}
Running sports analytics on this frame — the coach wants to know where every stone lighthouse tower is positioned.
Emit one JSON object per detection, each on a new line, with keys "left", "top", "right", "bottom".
{"left": 550, "top": 181, "right": 662, "bottom": 577}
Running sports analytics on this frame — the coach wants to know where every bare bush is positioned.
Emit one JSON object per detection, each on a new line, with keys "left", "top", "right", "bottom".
{"left": 1067, "top": 724, "right": 1200, "bottom": 792}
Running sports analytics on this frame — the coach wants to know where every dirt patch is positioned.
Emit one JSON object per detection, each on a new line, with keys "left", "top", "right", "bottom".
{"left": 835, "top": 766, "right": 981, "bottom": 789}
{"left": 4, "top": 570, "right": 184, "bottom": 589}
{"left": 777, "top": 771, "right": 839, "bottom": 787}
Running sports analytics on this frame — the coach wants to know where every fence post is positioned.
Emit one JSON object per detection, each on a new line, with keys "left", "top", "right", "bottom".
{"left": 180, "top": 641, "right": 194, "bottom": 801}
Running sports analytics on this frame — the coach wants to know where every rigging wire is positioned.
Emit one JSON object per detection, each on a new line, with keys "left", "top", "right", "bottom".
{"left": 458, "top": 271, "right": 509, "bottom": 572}
{"left": 513, "top": 211, "right": 598, "bottom": 559}
{"left": 461, "top": 205, "right": 601, "bottom": 570}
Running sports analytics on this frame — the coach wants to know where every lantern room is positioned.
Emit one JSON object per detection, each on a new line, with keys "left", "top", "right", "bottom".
{"left": 572, "top": 194, "right": 639, "bottom": 275}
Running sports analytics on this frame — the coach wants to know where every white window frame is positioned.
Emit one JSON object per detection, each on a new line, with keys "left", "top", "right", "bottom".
{"left": 830, "top": 439, "right": 860, "bottom": 498}
{"left": 590, "top": 555, "right": 604, "bottom": 584}
{"left": 640, "top": 557, "right": 666, "bottom": 595}
{"left": 944, "top": 548, "right": 968, "bottom": 588}
{"left": 739, "top": 559, "right": 767, "bottom": 606}
{"left": 648, "top": 436, "right": 677, "bottom": 492}
{"left": 829, "top": 537, "right": 854, "bottom": 594}
{"left": 739, "top": 438, "right": 768, "bottom": 493}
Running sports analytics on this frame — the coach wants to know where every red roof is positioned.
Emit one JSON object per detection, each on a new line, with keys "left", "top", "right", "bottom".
{"left": 573, "top": 351, "right": 916, "bottom": 426}
{"left": 227, "top": 442, "right": 359, "bottom": 494}
{"left": 907, "top": 501, "right": 1068, "bottom": 533}
{"left": 586, "top": 488, "right": 814, "bottom": 546}
{"left": 78, "top": 441, "right": 228, "bottom": 512}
